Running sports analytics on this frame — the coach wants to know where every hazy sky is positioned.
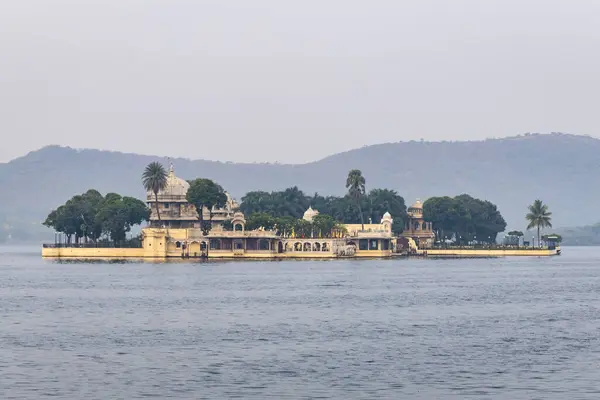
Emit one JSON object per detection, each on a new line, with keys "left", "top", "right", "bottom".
{"left": 1, "top": 0, "right": 599, "bottom": 163}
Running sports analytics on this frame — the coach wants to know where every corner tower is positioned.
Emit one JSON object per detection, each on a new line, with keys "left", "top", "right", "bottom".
{"left": 402, "top": 199, "right": 435, "bottom": 248}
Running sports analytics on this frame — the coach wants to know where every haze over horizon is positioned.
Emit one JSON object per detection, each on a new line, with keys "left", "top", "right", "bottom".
{"left": 1, "top": 132, "right": 585, "bottom": 165}
{"left": 2, "top": 0, "right": 599, "bottom": 163}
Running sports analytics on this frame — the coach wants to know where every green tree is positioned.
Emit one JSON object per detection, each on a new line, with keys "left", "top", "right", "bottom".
{"left": 312, "top": 214, "right": 337, "bottom": 237}
{"left": 186, "top": 178, "right": 228, "bottom": 236}
{"left": 44, "top": 190, "right": 105, "bottom": 244}
{"left": 123, "top": 196, "right": 151, "bottom": 227}
{"left": 367, "top": 188, "right": 407, "bottom": 234}
{"left": 95, "top": 194, "right": 128, "bottom": 244}
{"left": 44, "top": 205, "right": 78, "bottom": 244}
{"left": 239, "top": 184, "right": 408, "bottom": 228}
{"left": 274, "top": 216, "right": 296, "bottom": 237}
{"left": 423, "top": 196, "right": 469, "bottom": 242}
{"left": 239, "top": 187, "right": 310, "bottom": 219}
{"left": 142, "top": 162, "right": 168, "bottom": 225}
{"left": 274, "top": 187, "right": 310, "bottom": 218}
{"left": 455, "top": 194, "right": 506, "bottom": 242}
{"left": 318, "top": 195, "right": 361, "bottom": 223}
{"left": 45, "top": 190, "right": 149, "bottom": 245}
{"left": 526, "top": 199, "right": 552, "bottom": 247}
{"left": 423, "top": 195, "right": 506, "bottom": 243}
{"left": 346, "top": 169, "right": 366, "bottom": 230}
{"left": 79, "top": 189, "right": 104, "bottom": 242}
{"left": 239, "top": 191, "right": 275, "bottom": 215}
{"left": 293, "top": 219, "right": 313, "bottom": 238}
{"left": 95, "top": 194, "right": 150, "bottom": 245}
{"left": 246, "top": 212, "right": 276, "bottom": 231}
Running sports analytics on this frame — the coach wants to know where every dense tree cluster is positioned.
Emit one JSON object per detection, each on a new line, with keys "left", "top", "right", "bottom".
{"left": 239, "top": 187, "right": 408, "bottom": 234}
{"left": 44, "top": 165, "right": 514, "bottom": 247}
{"left": 423, "top": 194, "right": 507, "bottom": 243}
{"left": 239, "top": 212, "right": 345, "bottom": 238}
{"left": 44, "top": 190, "right": 149, "bottom": 244}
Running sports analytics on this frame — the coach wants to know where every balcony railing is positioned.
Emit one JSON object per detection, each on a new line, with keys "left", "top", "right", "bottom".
{"left": 146, "top": 195, "right": 188, "bottom": 202}
{"left": 349, "top": 231, "right": 393, "bottom": 238}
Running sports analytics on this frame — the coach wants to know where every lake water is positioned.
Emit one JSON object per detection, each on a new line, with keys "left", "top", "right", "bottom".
{"left": 1, "top": 246, "right": 600, "bottom": 399}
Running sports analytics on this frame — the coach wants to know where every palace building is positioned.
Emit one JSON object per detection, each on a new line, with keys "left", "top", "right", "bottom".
{"left": 146, "top": 164, "right": 239, "bottom": 229}
{"left": 43, "top": 169, "right": 563, "bottom": 259}
{"left": 139, "top": 167, "right": 400, "bottom": 259}
{"left": 140, "top": 203, "right": 397, "bottom": 259}
{"left": 402, "top": 199, "right": 435, "bottom": 248}
{"left": 43, "top": 164, "right": 407, "bottom": 259}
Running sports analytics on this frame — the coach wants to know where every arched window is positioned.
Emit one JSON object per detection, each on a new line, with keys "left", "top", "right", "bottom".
{"left": 304, "top": 242, "right": 312, "bottom": 251}
{"left": 313, "top": 242, "right": 321, "bottom": 251}
{"left": 322, "top": 243, "right": 329, "bottom": 251}
{"left": 294, "top": 242, "right": 302, "bottom": 251}
{"left": 175, "top": 241, "right": 181, "bottom": 248}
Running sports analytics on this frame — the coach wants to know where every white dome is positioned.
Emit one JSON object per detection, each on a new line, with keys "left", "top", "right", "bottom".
{"left": 147, "top": 164, "right": 189, "bottom": 199}
{"left": 381, "top": 211, "right": 393, "bottom": 225}
{"left": 303, "top": 206, "right": 319, "bottom": 221}
{"left": 410, "top": 199, "right": 423, "bottom": 210}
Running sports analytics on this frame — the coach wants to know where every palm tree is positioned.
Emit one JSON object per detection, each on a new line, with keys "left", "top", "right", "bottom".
{"left": 526, "top": 199, "right": 552, "bottom": 247}
{"left": 142, "top": 162, "right": 168, "bottom": 225}
{"left": 346, "top": 169, "right": 366, "bottom": 230}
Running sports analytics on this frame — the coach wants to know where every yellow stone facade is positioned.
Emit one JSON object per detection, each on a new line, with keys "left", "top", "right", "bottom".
{"left": 142, "top": 226, "right": 395, "bottom": 259}
{"left": 42, "top": 226, "right": 395, "bottom": 259}
{"left": 43, "top": 163, "right": 398, "bottom": 260}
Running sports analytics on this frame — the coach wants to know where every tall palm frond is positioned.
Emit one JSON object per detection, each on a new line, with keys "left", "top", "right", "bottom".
{"left": 142, "top": 162, "right": 168, "bottom": 224}
{"left": 525, "top": 199, "right": 552, "bottom": 247}
{"left": 346, "top": 169, "right": 366, "bottom": 230}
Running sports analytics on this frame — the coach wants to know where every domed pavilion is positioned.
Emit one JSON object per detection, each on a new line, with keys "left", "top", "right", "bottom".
{"left": 146, "top": 164, "right": 238, "bottom": 228}
{"left": 302, "top": 206, "right": 319, "bottom": 222}
{"left": 401, "top": 199, "right": 435, "bottom": 248}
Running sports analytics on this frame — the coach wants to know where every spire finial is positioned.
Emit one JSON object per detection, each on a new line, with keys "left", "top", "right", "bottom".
{"left": 168, "top": 158, "right": 174, "bottom": 174}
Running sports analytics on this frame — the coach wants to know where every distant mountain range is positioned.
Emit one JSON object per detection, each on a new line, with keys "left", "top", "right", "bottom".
{"left": 556, "top": 223, "right": 600, "bottom": 246}
{"left": 1, "top": 133, "right": 599, "bottom": 243}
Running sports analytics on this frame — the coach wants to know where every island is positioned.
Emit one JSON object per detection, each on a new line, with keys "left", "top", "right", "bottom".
{"left": 41, "top": 164, "right": 561, "bottom": 260}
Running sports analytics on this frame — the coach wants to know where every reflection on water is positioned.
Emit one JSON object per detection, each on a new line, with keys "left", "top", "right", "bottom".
{"left": 1, "top": 245, "right": 600, "bottom": 399}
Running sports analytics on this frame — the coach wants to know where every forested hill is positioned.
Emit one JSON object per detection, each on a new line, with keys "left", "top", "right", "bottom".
{"left": 1, "top": 133, "right": 599, "bottom": 242}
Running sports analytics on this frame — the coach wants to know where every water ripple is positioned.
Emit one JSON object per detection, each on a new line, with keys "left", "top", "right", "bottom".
{"left": 1, "top": 246, "right": 600, "bottom": 399}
